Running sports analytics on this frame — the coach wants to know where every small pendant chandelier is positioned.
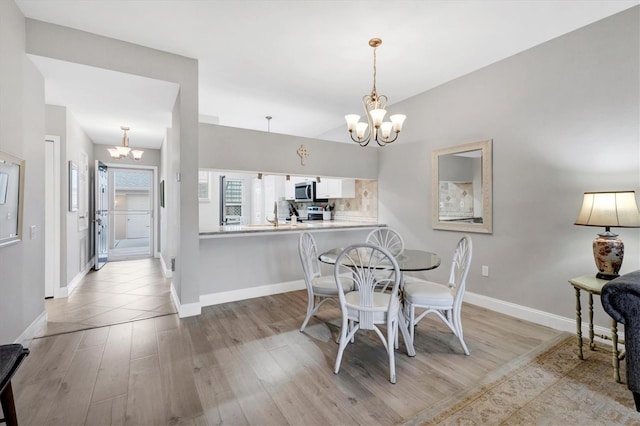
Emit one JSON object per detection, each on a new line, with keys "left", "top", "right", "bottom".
{"left": 107, "top": 126, "right": 144, "bottom": 160}
{"left": 345, "top": 38, "right": 406, "bottom": 147}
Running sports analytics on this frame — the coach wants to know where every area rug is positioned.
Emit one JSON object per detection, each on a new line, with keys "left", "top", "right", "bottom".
{"left": 404, "top": 333, "right": 639, "bottom": 425}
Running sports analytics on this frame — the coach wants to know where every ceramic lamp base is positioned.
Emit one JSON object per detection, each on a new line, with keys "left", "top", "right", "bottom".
{"left": 593, "top": 231, "right": 623, "bottom": 280}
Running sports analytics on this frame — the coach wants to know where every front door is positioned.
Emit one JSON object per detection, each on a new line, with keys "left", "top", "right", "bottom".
{"left": 94, "top": 161, "right": 109, "bottom": 270}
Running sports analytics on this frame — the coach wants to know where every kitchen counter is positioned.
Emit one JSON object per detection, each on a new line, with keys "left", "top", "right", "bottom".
{"left": 200, "top": 220, "right": 382, "bottom": 238}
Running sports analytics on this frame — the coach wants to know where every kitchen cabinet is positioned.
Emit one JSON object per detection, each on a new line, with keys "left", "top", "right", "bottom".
{"left": 316, "top": 178, "right": 355, "bottom": 199}
{"left": 285, "top": 176, "right": 309, "bottom": 200}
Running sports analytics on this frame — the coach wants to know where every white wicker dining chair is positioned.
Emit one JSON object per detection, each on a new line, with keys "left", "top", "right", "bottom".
{"left": 298, "top": 232, "right": 354, "bottom": 333}
{"left": 403, "top": 235, "right": 473, "bottom": 355}
{"left": 333, "top": 243, "right": 404, "bottom": 383}
{"left": 365, "top": 227, "right": 406, "bottom": 293}
{"left": 366, "top": 227, "right": 405, "bottom": 256}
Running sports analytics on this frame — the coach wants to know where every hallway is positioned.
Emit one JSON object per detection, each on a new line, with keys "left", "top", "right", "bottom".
{"left": 37, "top": 258, "right": 176, "bottom": 338}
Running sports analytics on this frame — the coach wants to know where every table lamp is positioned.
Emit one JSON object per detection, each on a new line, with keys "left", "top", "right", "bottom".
{"left": 575, "top": 191, "right": 640, "bottom": 280}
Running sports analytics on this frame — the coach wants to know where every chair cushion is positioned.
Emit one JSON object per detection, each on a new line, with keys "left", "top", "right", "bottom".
{"left": 403, "top": 280, "right": 453, "bottom": 308}
{"left": 312, "top": 275, "right": 353, "bottom": 295}
{"left": 344, "top": 291, "right": 392, "bottom": 323}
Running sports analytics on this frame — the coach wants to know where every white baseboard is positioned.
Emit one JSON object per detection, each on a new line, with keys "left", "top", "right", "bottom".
{"left": 160, "top": 255, "right": 172, "bottom": 278}
{"left": 169, "top": 280, "right": 304, "bottom": 318}
{"left": 465, "top": 291, "right": 615, "bottom": 345}
{"left": 53, "top": 285, "right": 68, "bottom": 298}
{"left": 200, "top": 279, "right": 305, "bottom": 307}
{"left": 170, "top": 282, "right": 201, "bottom": 318}
{"left": 64, "top": 261, "right": 94, "bottom": 297}
{"left": 53, "top": 258, "right": 94, "bottom": 298}
{"left": 15, "top": 310, "right": 47, "bottom": 347}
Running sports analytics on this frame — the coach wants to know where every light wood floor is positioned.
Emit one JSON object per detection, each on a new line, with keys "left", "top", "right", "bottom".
{"left": 11, "top": 287, "right": 563, "bottom": 425}
{"left": 38, "top": 258, "right": 177, "bottom": 337}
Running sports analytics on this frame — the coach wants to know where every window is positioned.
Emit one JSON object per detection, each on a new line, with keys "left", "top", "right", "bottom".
{"left": 224, "top": 179, "right": 243, "bottom": 223}
{"left": 199, "top": 171, "right": 211, "bottom": 202}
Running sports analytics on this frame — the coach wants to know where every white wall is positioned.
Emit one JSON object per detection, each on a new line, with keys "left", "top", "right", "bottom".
{"left": 65, "top": 109, "right": 95, "bottom": 283}
{"left": 0, "top": 0, "right": 46, "bottom": 343}
{"left": 46, "top": 105, "right": 95, "bottom": 287}
{"left": 377, "top": 7, "right": 640, "bottom": 329}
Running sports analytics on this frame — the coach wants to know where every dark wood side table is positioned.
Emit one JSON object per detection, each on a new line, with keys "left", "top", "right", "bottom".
{"left": 569, "top": 274, "right": 623, "bottom": 383}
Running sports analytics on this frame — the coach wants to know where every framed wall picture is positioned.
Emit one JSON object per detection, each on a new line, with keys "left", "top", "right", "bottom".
{"left": 0, "top": 171, "right": 8, "bottom": 205}
{"left": 160, "top": 179, "right": 165, "bottom": 208}
{"left": 69, "top": 161, "right": 78, "bottom": 212}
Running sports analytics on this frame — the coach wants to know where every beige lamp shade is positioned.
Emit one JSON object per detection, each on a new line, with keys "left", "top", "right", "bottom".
{"left": 575, "top": 191, "right": 640, "bottom": 280}
{"left": 575, "top": 191, "right": 640, "bottom": 228}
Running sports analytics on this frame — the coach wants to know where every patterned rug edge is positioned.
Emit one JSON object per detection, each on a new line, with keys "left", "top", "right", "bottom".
{"left": 401, "top": 332, "right": 575, "bottom": 426}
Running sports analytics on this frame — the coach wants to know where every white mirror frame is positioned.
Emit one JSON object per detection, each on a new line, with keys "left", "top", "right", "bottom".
{"left": 0, "top": 151, "right": 25, "bottom": 247}
{"left": 432, "top": 139, "right": 493, "bottom": 234}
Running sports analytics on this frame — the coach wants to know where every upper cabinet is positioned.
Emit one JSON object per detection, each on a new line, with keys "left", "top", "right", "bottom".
{"left": 316, "top": 178, "right": 355, "bottom": 199}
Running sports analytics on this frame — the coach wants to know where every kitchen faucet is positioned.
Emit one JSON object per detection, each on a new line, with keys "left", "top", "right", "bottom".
{"left": 266, "top": 202, "right": 278, "bottom": 228}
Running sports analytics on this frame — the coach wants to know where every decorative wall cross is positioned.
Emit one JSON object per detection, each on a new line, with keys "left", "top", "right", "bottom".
{"left": 297, "top": 144, "right": 309, "bottom": 166}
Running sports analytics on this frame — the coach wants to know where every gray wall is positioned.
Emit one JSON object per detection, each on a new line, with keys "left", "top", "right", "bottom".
{"left": 378, "top": 8, "right": 640, "bottom": 329}
{"left": 199, "top": 124, "right": 378, "bottom": 180}
{"left": 199, "top": 228, "right": 373, "bottom": 295}
{"left": 0, "top": 0, "right": 46, "bottom": 343}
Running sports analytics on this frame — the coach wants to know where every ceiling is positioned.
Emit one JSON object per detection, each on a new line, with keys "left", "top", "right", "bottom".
{"left": 16, "top": 0, "right": 639, "bottom": 149}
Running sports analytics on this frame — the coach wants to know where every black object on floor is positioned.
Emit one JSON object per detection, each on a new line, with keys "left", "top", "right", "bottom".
{"left": 0, "top": 344, "right": 29, "bottom": 426}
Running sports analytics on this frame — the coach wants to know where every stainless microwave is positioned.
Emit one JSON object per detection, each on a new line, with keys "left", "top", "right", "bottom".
{"left": 294, "top": 181, "right": 327, "bottom": 203}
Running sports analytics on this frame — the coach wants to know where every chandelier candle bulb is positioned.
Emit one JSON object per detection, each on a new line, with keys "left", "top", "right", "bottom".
{"left": 370, "top": 109, "right": 386, "bottom": 127}
{"left": 380, "top": 122, "right": 393, "bottom": 139}
{"left": 345, "top": 115, "right": 360, "bottom": 132}
{"left": 390, "top": 114, "right": 406, "bottom": 132}
{"left": 356, "top": 122, "right": 368, "bottom": 139}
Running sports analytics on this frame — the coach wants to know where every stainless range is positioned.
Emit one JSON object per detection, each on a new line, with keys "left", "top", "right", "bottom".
{"left": 307, "top": 206, "right": 324, "bottom": 221}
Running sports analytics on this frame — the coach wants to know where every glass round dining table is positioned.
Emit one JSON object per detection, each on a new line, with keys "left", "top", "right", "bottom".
{"left": 319, "top": 248, "right": 441, "bottom": 272}
{"left": 318, "top": 247, "right": 441, "bottom": 358}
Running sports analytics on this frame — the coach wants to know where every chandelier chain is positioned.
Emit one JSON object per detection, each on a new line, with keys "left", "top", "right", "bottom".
{"left": 371, "top": 45, "right": 377, "bottom": 101}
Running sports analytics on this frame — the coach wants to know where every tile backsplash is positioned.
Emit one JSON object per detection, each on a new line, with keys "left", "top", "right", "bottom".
{"left": 332, "top": 180, "right": 378, "bottom": 222}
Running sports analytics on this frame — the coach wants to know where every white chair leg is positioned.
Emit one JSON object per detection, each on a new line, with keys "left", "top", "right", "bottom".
{"left": 299, "top": 295, "right": 316, "bottom": 332}
{"left": 453, "top": 309, "right": 470, "bottom": 355}
{"left": 387, "top": 322, "right": 397, "bottom": 384}
{"left": 394, "top": 320, "right": 399, "bottom": 350}
{"left": 409, "top": 305, "right": 416, "bottom": 342}
{"left": 334, "top": 316, "right": 350, "bottom": 374}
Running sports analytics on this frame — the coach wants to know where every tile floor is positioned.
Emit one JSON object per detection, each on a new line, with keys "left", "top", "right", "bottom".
{"left": 38, "top": 258, "right": 177, "bottom": 337}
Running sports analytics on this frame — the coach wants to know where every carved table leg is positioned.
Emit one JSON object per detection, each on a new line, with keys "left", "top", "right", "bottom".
{"left": 574, "top": 287, "right": 583, "bottom": 359}
{"left": 611, "top": 318, "right": 621, "bottom": 383}
{"left": 588, "top": 292, "right": 595, "bottom": 351}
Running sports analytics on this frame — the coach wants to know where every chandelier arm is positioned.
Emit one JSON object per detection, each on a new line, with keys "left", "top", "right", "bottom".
{"left": 348, "top": 131, "right": 371, "bottom": 147}
{"left": 374, "top": 130, "right": 400, "bottom": 146}
{"left": 355, "top": 95, "right": 373, "bottom": 143}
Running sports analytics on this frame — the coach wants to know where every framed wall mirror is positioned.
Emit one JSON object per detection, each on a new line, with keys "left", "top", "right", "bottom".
{"left": 432, "top": 139, "right": 492, "bottom": 234}
{"left": 0, "top": 151, "right": 25, "bottom": 247}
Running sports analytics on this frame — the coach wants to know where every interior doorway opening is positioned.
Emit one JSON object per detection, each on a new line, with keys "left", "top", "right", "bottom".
{"left": 108, "top": 167, "right": 154, "bottom": 260}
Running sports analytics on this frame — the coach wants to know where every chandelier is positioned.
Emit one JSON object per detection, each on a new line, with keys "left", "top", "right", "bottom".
{"left": 345, "top": 38, "right": 406, "bottom": 147}
{"left": 107, "top": 126, "right": 144, "bottom": 160}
